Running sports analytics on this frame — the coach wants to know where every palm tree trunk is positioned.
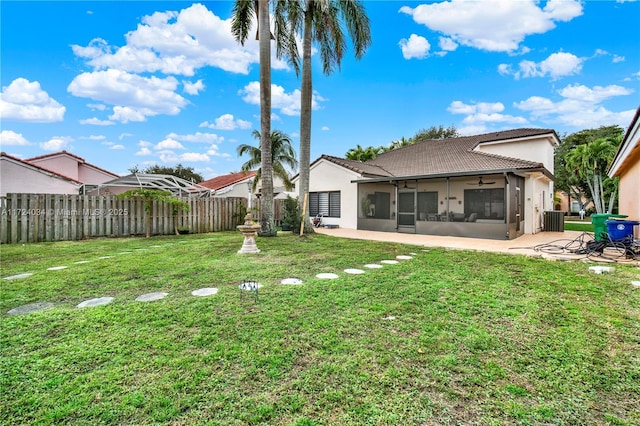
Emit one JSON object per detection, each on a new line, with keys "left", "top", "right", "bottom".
{"left": 258, "top": 0, "right": 276, "bottom": 236}
{"left": 298, "top": 4, "right": 314, "bottom": 232}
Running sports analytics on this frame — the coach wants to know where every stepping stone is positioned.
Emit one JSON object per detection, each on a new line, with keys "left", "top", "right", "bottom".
{"left": 409, "top": 252, "right": 418, "bottom": 256}
{"left": 382, "top": 316, "right": 396, "bottom": 321}
{"left": 631, "top": 281, "right": 640, "bottom": 288}
{"left": 281, "top": 278, "right": 303, "bottom": 285}
{"left": 239, "top": 281, "right": 262, "bottom": 290}
{"left": 99, "top": 256, "right": 113, "bottom": 259}
{"left": 47, "top": 266, "right": 68, "bottom": 271}
{"left": 3, "top": 273, "right": 33, "bottom": 280}
{"left": 589, "top": 266, "right": 614, "bottom": 274}
{"left": 74, "top": 261, "right": 90, "bottom": 264}
{"left": 380, "top": 260, "right": 399, "bottom": 265}
{"left": 396, "top": 255, "right": 413, "bottom": 260}
{"left": 77, "top": 297, "right": 114, "bottom": 308}
{"left": 364, "top": 264, "right": 383, "bottom": 269}
{"left": 316, "top": 273, "right": 339, "bottom": 279}
{"left": 7, "top": 302, "right": 54, "bottom": 316}
{"left": 150, "top": 245, "right": 162, "bottom": 248}
{"left": 344, "top": 268, "right": 365, "bottom": 275}
{"left": 192, "top": 288, "right": 218, "bottom": 297}
{"left": 118, "top": 251, "right": 133, "bottom": 255}
{"left": 135, "top": 292, "right": 169, "bottom": 302}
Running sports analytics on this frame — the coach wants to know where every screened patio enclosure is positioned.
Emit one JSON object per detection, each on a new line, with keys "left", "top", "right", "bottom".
{"left": 357, "top": 173, "right": 526, "bottom": 240}
{"left": 86, "top": 174, "right": 212, "bottom": 197}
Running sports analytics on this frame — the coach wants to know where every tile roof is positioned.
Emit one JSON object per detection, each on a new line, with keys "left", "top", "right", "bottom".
{"left": 200, "top": 171, "right": 257, "bottom": 191}
{"left": 319, "top": 128, "right": 555, "bottom": 180}
{"left": 314, "top": 155, "right": 392, "bottom": 177}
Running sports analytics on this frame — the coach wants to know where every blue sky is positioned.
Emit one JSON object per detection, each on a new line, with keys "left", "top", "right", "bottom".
{"left": 1, "top": 0, "right": 639, "bottom": 179}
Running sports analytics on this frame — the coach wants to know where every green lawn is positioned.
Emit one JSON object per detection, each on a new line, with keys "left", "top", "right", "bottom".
{"left": 1, "top": 232, "right": 638, "bottom": 425}
{"left": 564, "top": 221, "right": 595, "bottom": 233}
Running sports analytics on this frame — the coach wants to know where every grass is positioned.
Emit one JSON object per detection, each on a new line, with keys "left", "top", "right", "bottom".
{"left": 564, "top": 221, "right": 595, "bottom": 232}
{"left": 1, "top": 232, "right": 639, "bottom": 425}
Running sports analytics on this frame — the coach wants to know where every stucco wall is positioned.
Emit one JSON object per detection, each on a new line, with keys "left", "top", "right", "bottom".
{"left": 301, "top": 160, "right": 360, "bottom": 229}
{"left": 78, "top": 165, "right": 118, "bottom": 185}
{"left": 617, "top": 154, "right": 640, "bottom": 238}
{"left": 476, "top": 136, "right": 556, "bottom": 173}
{"left": 29, "top": 156, "right": 80, "bottom": 180}
{"left": 0, "top": 159, "right": 80, "bottom": 196}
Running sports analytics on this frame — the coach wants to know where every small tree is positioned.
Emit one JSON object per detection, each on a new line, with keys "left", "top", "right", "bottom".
{"left": 117, "top": 189, "right": 189, "bottom": 237}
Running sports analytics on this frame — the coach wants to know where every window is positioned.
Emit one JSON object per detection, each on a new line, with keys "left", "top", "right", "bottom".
{"left": 309, "top": 191, "right": 341, "bottom": 217}
{"left": 366, "top": 192, "right": 390, "bottom": 219}
{"left": 464, "top": 188, "right": 504, "bottom": 220}
{"left": 417, "top": 192, "right": 438, "bottom": 220}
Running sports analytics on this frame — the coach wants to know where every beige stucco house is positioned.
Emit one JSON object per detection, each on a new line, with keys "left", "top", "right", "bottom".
{"left": 294, "top": 128, "right": 559, "bottom": 240}
{"left": 608, "top": 106, "right": 640, "bottom": 238}
{"left": 1, "top": 151, "right": 118, "bottom": 196}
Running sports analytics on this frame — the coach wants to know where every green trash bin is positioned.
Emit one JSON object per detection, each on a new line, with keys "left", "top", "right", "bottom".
{"left": 591, "top": 213, "right": 628, "bottom": 240}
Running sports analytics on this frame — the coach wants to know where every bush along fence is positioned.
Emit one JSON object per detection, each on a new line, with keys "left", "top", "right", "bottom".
{"left": 0, "top": 194, "right": 250, "bottom": 244}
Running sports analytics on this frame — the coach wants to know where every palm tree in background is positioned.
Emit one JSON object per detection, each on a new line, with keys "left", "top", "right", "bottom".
{"left": 566, "top": 137, "right": 620, "bottom": 214}
{"left": 345, "top": 144, "right": 381, "bottom": 161}
{"left": 285, "top": 0, "right": 371, "bottom": 231}
{"left": 237, "top": 130, "right": 299, "bottom": 193}
{"left": 232, "top": 0, "right": 299, "bottom": 236}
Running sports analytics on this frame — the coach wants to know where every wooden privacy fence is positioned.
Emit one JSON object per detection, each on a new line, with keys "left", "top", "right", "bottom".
{"left": 0, "top": 194, "right": 250, "bottom": 244}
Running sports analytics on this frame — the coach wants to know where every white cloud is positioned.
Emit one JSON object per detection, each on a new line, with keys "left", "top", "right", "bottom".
{"left": 80, "top": 134, "right": 106, "bottom": 141}
{"left": 399, "top": 34, "right": 431, "bottom": 59}
{"left": 110, "top": 144, "right": 125, "bottom": 150}
{"left": 400, "top": 0, "right": 582, "bottom": 53}
{"left": 70, "top": 4, "right": 288, "bottom": 77}
{"left": 119, "top": 132, "right": 133, "bottom": 140}
{"left": 239, "top": 82, "right": 326, "bottom": 116}
{"left": 515, "top": 83, "right": 635, "bottom": 128}
{"left": 80, "top": 117, "right": 115, "bottom": 126}
{"left": 68, "top": 69, "right": 187, "bottom": 123}
{"left": 0, "top": 130, "right": 30, "bottom": 146}
{"left": 180, "top": 152, "right": 210, "bottom": 162}
{"left": 183, "top": 79, "right": 204, "bottom": 95}
{"left": 448, "top": 101, "right": 528, "bottom": 127}
{"left": 499, "top": 52, "right": 584, "bottom": 80}
{"left": 136, "top": 147, "right": 152, "bottom": 156}
{"left": 166, "top": 132, "right": 224, "bottom": 143}
{"left": 438, "top": 37, "right": 458, "bottom": 52}
{"left": 87, "top": 103, "right": 107, "bottom": 111}
{"left": 0, "top": 78, "right": 66, "bottom": 122}
{"left": 155, "top": 138, "right": 185, "bottom": 150}
{"left": 321, "top": 126, "right": 330, "bottom": 131}
{"left": 40, "top": 136, "right": 73, "bottom": 151}
{"left": 199, "top": 113, "right": 252, "bottom": 130}
{"left": 612, "top": 55, "right": 625, "bottom": 63}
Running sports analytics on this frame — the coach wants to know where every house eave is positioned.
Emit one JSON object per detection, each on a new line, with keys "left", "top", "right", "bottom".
{"left": 351, "top": 167, "right": 552, "bottom": 184}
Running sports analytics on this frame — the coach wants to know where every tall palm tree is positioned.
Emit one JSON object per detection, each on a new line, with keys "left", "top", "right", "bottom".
{"left": 566, "top": 138, "right": 618, "bottom": 214}
{"left": 286, "top": 0, "right": 371, "bottom": 231}
{"left": 232, "top": 1, "right": 299, "bottom": 236}
{"left": 237, "top": 130, "right": 299, "bottom": 193}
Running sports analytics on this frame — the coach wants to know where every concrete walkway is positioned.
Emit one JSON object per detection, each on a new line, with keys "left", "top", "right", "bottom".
{"left": 315, "top": 227, "right": 597, "bottom": 260}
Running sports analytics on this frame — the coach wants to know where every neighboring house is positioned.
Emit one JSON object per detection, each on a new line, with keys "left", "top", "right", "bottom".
{"left": 608, "top": 106, "right": 640, "bottom": 237}
{"left": 294, "top": 128, "right": 559, "bottom": 240}
{"left": 88, "top": 173, "right": 211, "bottom": 197}
{"left": 200, "top": 171, "right": 257, "bottom": 198}
{"left": 201, "top": 170, "right": 294, "bottom": 200}
{"left": 1, "top": 151, "right": 118, "bottom": 196}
